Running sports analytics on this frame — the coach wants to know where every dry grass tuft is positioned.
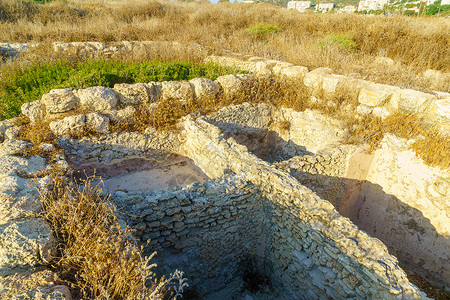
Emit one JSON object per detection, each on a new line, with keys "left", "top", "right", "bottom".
{"left": 345, "top": 112, "right": 450, "bottom": 169}
{"left": 40, "top": 176, "right": 183, "bottom": 299}
{"left": 412, "top": 133, "right": 450, "bottom": 170}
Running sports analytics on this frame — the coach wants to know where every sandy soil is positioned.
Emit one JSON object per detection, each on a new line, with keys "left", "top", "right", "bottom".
{"left": 72, "top": 155, "right": 209, "bottom": 193}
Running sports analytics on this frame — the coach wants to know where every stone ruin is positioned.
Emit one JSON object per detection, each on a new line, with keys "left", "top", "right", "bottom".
{"left": 0, "top": 42, "right": 449, "bottom": 299}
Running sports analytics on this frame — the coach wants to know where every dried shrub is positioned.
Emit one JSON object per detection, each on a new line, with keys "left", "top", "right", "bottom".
{"left": 345, "top": 112, "right": 450, "bottom": 168}
{"left": 40, "top": 176, "right": 187, "bottom": 299}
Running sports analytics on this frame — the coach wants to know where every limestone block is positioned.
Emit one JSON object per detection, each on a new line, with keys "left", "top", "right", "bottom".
{"left": 0, "top": 178, "right": 43, "bottom": 224}
{"left": 4, "top": 126, "right": 21, "bottom": 140}
{"left": 0, "top": 161, "right": 48, "bottom": 223}
{"left": 41, "top": 89, "right": 78, "bottom": 114}
{"left": 434, "top": 98, "right": 450, "bottom": 119}
{"left": 0, "top": 218, "right": 55, "bottom": 276}
{"left": 372, "top": 107, "right": 391, "bottom": 119}
{"left": 247, "top": 56, "right": 265, "bottom": 62}
{"left": 215, "top": 74, "right": 246, "bottom": 96}
{"left": 271, "top": 61, "right": 294, "bottom": 75}
{"left": 160, "top": 81, "right": 194, "bottom": 102}
{"left": 86, "top": 112, "right": 109, "bottom": 134}
{"left": 0, "top": 270, "right": 72, "bottom": 300}
{"left": 75, "top": 86, "right": 118, "bottom": 112}
{"left": 392, "top": 89, "right": 436, "bottom": 114}
{"left": 0, "top": 154, "right": 46, "bottom": 177}
{"left": 322, "top": 74, "right": 346, "bottom": 94}
{"left": 189, "top": 78, "right": 220, "bottom": 101}
{"left": 114, "top": 83, "right": 151, "bottom": 105}
{"left": 53, "top": 41, "right": 88, "bottom": 53}
{"left": 0, "top": 139, "right": 32, "bottom": 156}
{"left": 278, "top": 66, "right": 309, "bottom": 79}
{"left": 21, "top": 101, "right": 45, "bottom": 122}
{"left": 53, "top": 42, "right": 71, "bottom": 52}
{"left": 86, "top": 41, "right": 105, "bottom": 51}
{"left": 431, "top": 91, "right": 450, "bottom": 99}
{"left": 303, "top": 67, "right": 333, "bottom": 90}
{"left": 49, "top": 115, "right": 86, "bottom": 136}
{"left": 279, "top": 108, "right": 347, "bottom": 153}
{"left": 294, "top": 250, "right": 314, "bottom": 269}
{"left": 147, "top": 82, "right": 162, "bottom": 102}
{"left": 356, "top": 104, "right": 373, "bottom": 115}
{"left": 253, "top": 60, "right": 276, "bottom": 75}
{"left": 108, "top": 106, "right": 136, "bottom": 124}
{"left": 358, "top": 83, "right": 399, "bottom": 107}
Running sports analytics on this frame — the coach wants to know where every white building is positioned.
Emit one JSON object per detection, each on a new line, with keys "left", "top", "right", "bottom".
{"left": 316, "top": 2, "right": 335, "bottom": 11}
{"left": 287, "top": 1, "right": 312, "bottom": 12}
{"left": 441, "top": 0, "right": 450, "bottom": 5}
{"left": 357, "top": 0, "right": 389, "bottom": 11}
{"left": 340, "top": 5, "right": 356, "bottom": 12}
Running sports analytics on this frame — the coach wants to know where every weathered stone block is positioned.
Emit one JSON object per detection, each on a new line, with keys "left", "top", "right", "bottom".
{"left": 271, "top": 61, "right": 294, "bottom": 75}
{"left": 0, "top": 139, "right": 32, "bottom": 156}
{"left": 161, "top": 81, "right": 194, "bottom": 102}
{"left": 0, "top": 218, "right": 55, "bottom": 276}
{"left": 303, "top": 67, "right": 333, "bottom": 90}
{"left": 215, "top": 74, "right": 247, "bottom": 96}
{"left": 114, "top": 83, "right": 150, "bottom": 105}
{"left": 21, "top": 101, "right": 45, "bottom": 122}
{"left": 0, "top": 270, "right": 72, "bottom": 300}
{"left": 189, "top": 78, "right": 220, "bottom": 101}
{"left": 356, "top": 104, "right": 373, "bottom": 115}
{"left": 108, "top": 106, "right": 136, "bottom": 125}
{"left": 41, "top": 89, "right": 78, "bottom": 114}
{"left": 75, "top": 86, "right": 118, "bottom": 112}
{"left": 358, "top": 83, "right": 399, "bottom": 107}
{"left": 372, "top": 107, "right": 391, "bottom": 119}
{"left": 390, "top": 89, "right": 436, "bottom": 113}
{"left": 322, "top": 74, "right": 346, "bottom": 95}
{"left": 49, "top": 115, "right": 85, "bottom": 136}
{"left": 85, "top": 112, "right": 109, "bottom": 134}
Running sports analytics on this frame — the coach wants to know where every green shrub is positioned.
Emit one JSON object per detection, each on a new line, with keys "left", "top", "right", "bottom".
{"left": 318, "top": 33, "right": 358, "bottom": 52}
{"left": 245, "top": 22, "right": 281, "bottom": 40}
{"left": 0, "top": 59, "right": 242, "bottom": 120}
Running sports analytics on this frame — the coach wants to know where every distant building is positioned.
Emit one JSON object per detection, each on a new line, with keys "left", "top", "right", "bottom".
{"left": 241, "top": 0, "right": 254, "bottom": 3}
{"left": 357, "top": 0, "right": 388, "bottom": 11}
{"left": 316, "top": 2, "right": 334, "bottom": 11}
{"left": 340, "top": 5, "right": 356, "bottom": 12}
{"left": 287, "top": 1, "right": 312, "bottom": 12}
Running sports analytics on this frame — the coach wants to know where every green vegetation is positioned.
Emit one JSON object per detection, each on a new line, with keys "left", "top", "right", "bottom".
{"left": 424, "top": 1, "right": 450, "bottom": 16}
{"left": 245, "top": 22, "right": 281, "bottom": 40}
{"left": 0, "top": 59, "right": 242, "bottom": 120}
{"left": 318, "top": 33, "right": 358, "bottom": 52}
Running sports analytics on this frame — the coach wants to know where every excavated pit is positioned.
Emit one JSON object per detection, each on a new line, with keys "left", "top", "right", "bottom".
{"left": 205, "top": 103, "right": 449, "bottom": 292}
{"left": 54, "top": 103, "right": 447, "bottom": 297}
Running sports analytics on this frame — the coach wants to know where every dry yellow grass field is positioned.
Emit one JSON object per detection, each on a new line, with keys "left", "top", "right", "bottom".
{"left": 1, "top": 0, "right": 449, "bottom": 92}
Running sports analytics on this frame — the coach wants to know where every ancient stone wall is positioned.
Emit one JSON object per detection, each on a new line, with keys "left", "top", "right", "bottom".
{"left": 205, "top": 54, "right": 450, "bottom": 137}
{"left": 181, "top": 116, "right": 426, "bottom": 298}
{"left": 275, "top": 130, "right": 450, "bottom": 288}
{"left": 114, "top": 174, "right": 266, "bottom": 296}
